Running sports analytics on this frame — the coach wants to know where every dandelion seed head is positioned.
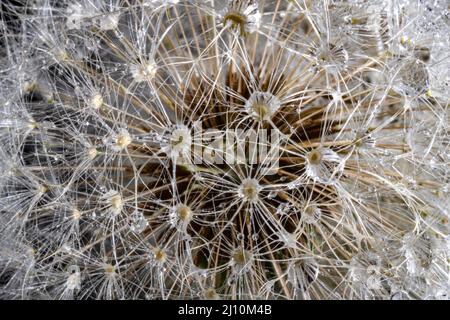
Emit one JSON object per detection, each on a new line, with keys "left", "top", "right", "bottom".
{"left": 1, "top": 0, "right": 449, "bottom": 301}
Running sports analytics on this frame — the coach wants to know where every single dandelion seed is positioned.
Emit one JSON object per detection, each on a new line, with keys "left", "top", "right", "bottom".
{"left": 89, "top": 93, "right": 103, "bottom": 110}
{"left": 87, "top": 147, "right": 98, "bottom": 159}
{"left": 302, "top": 205, "right": 322, "bottom": 224}
{"left": 53, "top": 49, "right": 70, "bottom": 62}
{"left": 305, "top": 148, "right": 345, "bottom": 185}
{"left": 131, "top": 60, "right": 158, "bottom": 82}
{"left": 37, "top": 184, "right": 48, "bottom": 195}
{"left": 163, "top": 125, "right": 192, "bottom": 158}
{"left": 27, "top": 119, "right": 37, "bottom": 130}
{"left": 98, "top": 12, "right": 121, "bottom": 31}
{"left": 169, "top": 204, "right": 193, "bottom": 231}
{"left": 112, "top": 129, "right": 132, "bottom": 152}
{"left": 153, "top": 248, "right": 167, "bottom": 265}
{"left": 232, "top": 247, "right": 253, "bottom": 273}
{"left": 279, "top": 229, "right": 297, "bottom": 248}
{"left": 72, "top": 208, "right": 82, "bottom": 221}
{"left": 312, "top": 42, "right": 349, "bottom": 73}
{"left": 111, "top": 195, "right": 123, "bottom": 211}
{"left": 204, "top": 288, "right": 219, "bottom": 300}
{"left": 104, "top": 263, "right": 116, "bottom": 275}
{"left": 177, "top": 204, "right": 192, "bottom": 222}
{"left": 222, "top": 0, "right": 261, "bottom": 36}
{"left": 103, "top": 190, "right": 124, "bottom": 216}
{"left": 238, "top": 178, "right": 260, "bottom": 203}
{"left": 396, "top": 59, "right": 430, "bottom": 96}
{"left": 245, "top": 91, "right": 281, "bottom": 122}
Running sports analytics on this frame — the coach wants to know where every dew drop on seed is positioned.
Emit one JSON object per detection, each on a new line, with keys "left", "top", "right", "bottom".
{"left": 129, "top": 210, "right": 148, "bottom": 233}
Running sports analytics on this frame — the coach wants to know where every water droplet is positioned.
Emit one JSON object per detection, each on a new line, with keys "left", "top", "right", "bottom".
{"left": 129, "top": 210, "right": 148, "bottom": 233}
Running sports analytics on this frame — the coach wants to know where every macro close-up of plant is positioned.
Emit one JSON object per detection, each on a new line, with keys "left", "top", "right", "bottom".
{"left": 0, "top": 0, "right": 449, "bottom": 300}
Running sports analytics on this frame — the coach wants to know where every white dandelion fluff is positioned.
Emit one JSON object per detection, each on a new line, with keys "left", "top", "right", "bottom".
{"left": 0, "top": 0, "right": 449, "bottom": 300}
